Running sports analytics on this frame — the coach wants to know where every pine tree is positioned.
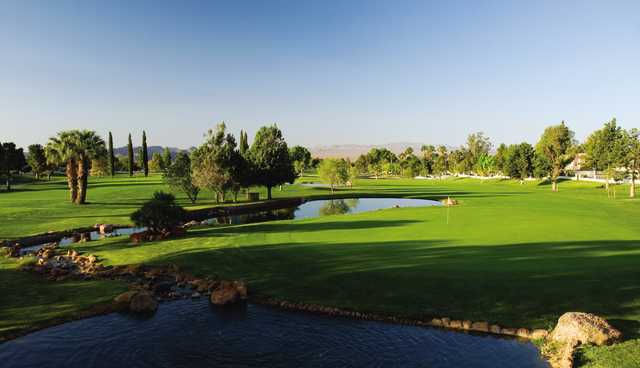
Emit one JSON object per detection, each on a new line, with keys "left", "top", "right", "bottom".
{"left": 142, "top": 131, "right": 149, "bottom": 177}
{"left": 108, "top": 132, "right": 115, "bottom": 176}
{"left": 127, "top": 133, "right": 134, "bottom": 177}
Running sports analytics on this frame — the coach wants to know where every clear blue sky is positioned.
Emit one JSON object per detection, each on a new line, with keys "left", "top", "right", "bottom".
{"left": 1, "top": 0, "right": 638, "bottom": 149}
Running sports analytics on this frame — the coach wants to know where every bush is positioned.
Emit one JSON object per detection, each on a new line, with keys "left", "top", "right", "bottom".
{"left": 130, "top": 191, "right": 186, "bottom": 233}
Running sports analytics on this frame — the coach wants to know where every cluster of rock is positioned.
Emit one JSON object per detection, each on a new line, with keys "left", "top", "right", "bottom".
{"left": 129, "top": 228, "right": 186, "bottom": 244}
{"left": 430, "top": 317, "right": 549, "bottom": 339}
{"left": 112, "top": 269, "right": 248, "bottom": 314}
{"left": 210, "top": 280, "right": 248, "bottom": 305}
{"left": 3, "top": 244, "right": 21, "bottom": 257}
{"left": 258, "top": 297, "right": 624, "bottom": 368}
{"left": 107, "top": 263, "right": 247, "bottom": 305}
{"left": 20, "top": 243, "right": 106, "bottom": 281}
{"left": 15, "top": 242, "right": 249, "bottom": 315}
{"left": 260, "top": 298, "right": 547, "bottom": 339}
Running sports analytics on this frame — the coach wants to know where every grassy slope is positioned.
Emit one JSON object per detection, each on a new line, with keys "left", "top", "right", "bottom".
{"left": 1, "top": 175, "right": 639, "bottom": 366}
{"left": 0, "top": 257, "right": 127, "bottom": 338}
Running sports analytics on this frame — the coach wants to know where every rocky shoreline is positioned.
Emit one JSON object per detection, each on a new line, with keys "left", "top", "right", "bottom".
{"left": 3, "top": 242, "right": 623, "bottom": 368}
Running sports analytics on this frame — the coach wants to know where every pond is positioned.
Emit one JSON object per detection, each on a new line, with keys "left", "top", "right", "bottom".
{"left": 0, "top": 300, "right": 548, "bottom": 368}
{"left": 20, "top": 198, "right": 439, "bottom": 253}
{"left": 213, "top": 197, "right": 441, "bottom": 225}
{"left": 19, "top": 226, "right": 146, "bottom": 255}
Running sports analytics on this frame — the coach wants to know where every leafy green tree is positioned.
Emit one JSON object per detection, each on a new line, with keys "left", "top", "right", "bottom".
{"left": 584, "top": 118, "right": 625, "bottom": 190}
{"left": 475, "top": 153, "right": 495, "bottom": 177}
{"left": 494, "top": 143, "right": 508, "bottom": 175}
{"left": 191, "top": 123, "right": 244, "bottom": 202}
{"left": 533, "top": 153, "right": 551, "bottom": 179}
{"left": 247, "top": 125, "right": 296, "bottom": 200}
{"left": 164, "top": 151, "right": 199, "bottom": 203}
{"left": 289, "top": 145, "right": 312, "bottom": 175}
{"left": 433, "top": 145, "right": 449, "bottom": 177}
{"left": 400, "top": 150, "right": 422, "bottom": 178}
{"left": 463, "top": 132, "right": 492, "bottom": 173}
{"left": 504, "top": 143, "right": 535, "bottom": 182}
{"left": 348, "top": 165, "right": 359, "bottom": 187}
{"left": 420, "top": 145, "right": 436, "bottom": 175}
{"left": 127, "top": 133, "right": 134, "bottom": 177}
{"left": 162, "top": 147, "right": 172, "bottom": 168}
{"left": 108, "top": 131, "right": 115, "bottom": 176}
{"left": 535, "top": 121, "right": 575, "bottom": 191}
{"left": 27, "top": 144, "right": 47, "bottom": 179}
{"left": 131, "top": 191, "right": 186, "bottom": 233}
{"left": 364, "top": 148, "right": 396, "bottom": 178}
{"left": 149, "top": 152, "right": 164, "bottom": 172}
{"left": 142, "top": 131, "right": 149, "bottom": 177}
{"left": 117, "top": 155, "right": 131, "bottom": 172}
{"left": 318, "top": 158, "right": 348, "bottom": 193}
{"left": 0, "top": 142, "right": 26, "bottom": 191}
{"left": 354, "top": 154, "right": 369, "bottom": 175}
{"left": 90, "top": 157, "right": 109, "bottom": 177}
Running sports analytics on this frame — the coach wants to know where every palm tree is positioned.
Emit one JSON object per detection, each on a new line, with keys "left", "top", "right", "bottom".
{"left": 46, "top": 131, "right": 79, "bottom": 203}
{"left": 72, "top": 130, "right": 107, "bottom": 204}
{"left": 46, "top": 130, "right": 106, "bottom": 204}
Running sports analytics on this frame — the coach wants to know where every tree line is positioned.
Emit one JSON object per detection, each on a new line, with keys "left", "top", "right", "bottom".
{"left": 341, "top": 119, "right": 639, "bottom": 196}
{"left": 1, "top": 118, "right": 639, "bottom": 199}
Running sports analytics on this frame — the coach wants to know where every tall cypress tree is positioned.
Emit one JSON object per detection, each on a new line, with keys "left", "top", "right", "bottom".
{"left": 239, "top": 130, "right": 249, "bottom": 155}
{"left": 127, "top": 133, "right": 134, "bottom": 177}
{"left": 108, "top": 132, "right": 115, "bottom": 176}
{"left": 162, "top": 147, "right": 172, "bottom": 168}
{"left": 142, "top": 130, "right": 149, "bottom": 177}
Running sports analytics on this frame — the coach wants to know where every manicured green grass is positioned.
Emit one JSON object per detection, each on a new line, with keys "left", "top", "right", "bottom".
{"left": 0, "top": 173, "right": 323, "bottom": 239}
{"left": 1, "top": 175, "right": 639, "bottom": 366}
{"left": 0, "top": 256, "right": 127, "bottom": 339}
{"left": 577, "top": 340, "right": 640, "bottom": 367}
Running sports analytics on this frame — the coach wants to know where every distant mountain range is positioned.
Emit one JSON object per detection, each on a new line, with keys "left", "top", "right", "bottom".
{"left": 114, "top": 143, "right": 458, "bottom": 159}
{"left": 308, "top": 143, "right": 455, "bottom": 159}
{"left": 112, "top": 146, "right": 191, "bottom": 157}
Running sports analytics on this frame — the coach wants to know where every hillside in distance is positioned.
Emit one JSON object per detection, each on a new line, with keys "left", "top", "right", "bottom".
{"left": 309, "top": 142, "right": 446, "bottom": 159}
{"left": 112, "top": 146, "right": 192, "bottom": 157}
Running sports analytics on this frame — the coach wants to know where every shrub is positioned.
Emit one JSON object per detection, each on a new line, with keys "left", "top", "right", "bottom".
{"left": 130, "top": 191, "right": 186, "bottom": 233}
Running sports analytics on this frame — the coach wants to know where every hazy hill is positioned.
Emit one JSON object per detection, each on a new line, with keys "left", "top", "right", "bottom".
{"left": 112, "top": 146, "right": 190, "bottom": 157}
{"left": 309, "top": 142, "right": 448, "bottom": 159}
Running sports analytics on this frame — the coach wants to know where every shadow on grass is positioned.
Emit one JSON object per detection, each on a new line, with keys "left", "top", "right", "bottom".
{"left": 133, "top": 237, "right": 640, "bottom": 335}
{"left": 206, "top": 219, "right": 423, "bottom": 234}
{"left": 0, "top": 263, "right": 126, "bottom": 338}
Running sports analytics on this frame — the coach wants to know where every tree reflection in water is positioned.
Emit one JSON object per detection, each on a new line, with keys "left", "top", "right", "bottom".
{"left": 319, "top": 199, "right": 353, "bottom": 216}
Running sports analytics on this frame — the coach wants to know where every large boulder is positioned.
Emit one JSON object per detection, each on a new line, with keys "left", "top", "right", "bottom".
{"left": 129, "top": 291, "right": 158, "bottom": 313}
{"left": 210, "top": 280, "right": 248, "bottom": 306}
{"left": 549, "top": 312, "right": 621, "bottom": 346}
{"left": 114, "top": 290, "right": 138, "bottom": 310}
